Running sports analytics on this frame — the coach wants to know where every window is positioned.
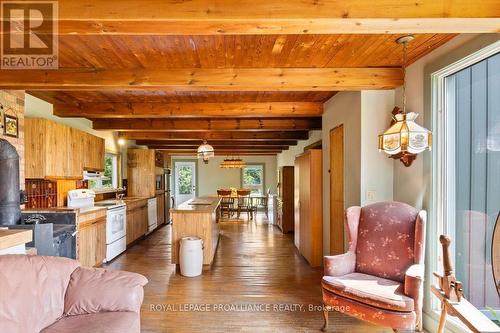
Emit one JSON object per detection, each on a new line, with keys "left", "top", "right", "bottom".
{"left": 241, "top": 164, "right": 265, "bottom": 195}
{"left": 438, "top": 51, "right": 500, "bottom": 317}
{"left": 89, "top": 153, "right": 118, "bottom": 190}
{"left": 178, "top": 165, "right": 194, "bottom": 195}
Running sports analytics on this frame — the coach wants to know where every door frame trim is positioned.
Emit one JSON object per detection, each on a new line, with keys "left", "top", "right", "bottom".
{"left": 172, "top": 158, "right": 199, "bottom": 202}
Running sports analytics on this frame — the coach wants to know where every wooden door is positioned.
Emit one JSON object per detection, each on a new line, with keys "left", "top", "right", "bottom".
{"left": 68, "top": 128, "right": 83, "bottom": 178}
{"left": 299, "top": 153, "right": 311, "bottom": 261}
{"left": 94, "top": 219, "right": 107, "bottom": 265}
{"left": 24, "top": 118, "right": 46, "bottom": 179}
{"left": 294, "top": 158, "right": 301, "bottom": 249}
{"left": 78, "top": 224, "right": 96, "bottom": 267}
{"left": 94, "top": 136, "right": 105, "bottom": 171}
{"left": 126, "top": 208, "right": 136, "bottom": 245}
{"left": 82, "top": 132, "right": 93, "bottom": 170}
{"left": 329, "top": 125, "right": 345, "bottom": 255}
{"left": 45, "top": 121, "right": 69, "bottom": 177}
{"left": 140, "top": 204, "right": 149, "bottom": 235}
{"left": 157, "top": 193, "right": 165, "bottom": 225}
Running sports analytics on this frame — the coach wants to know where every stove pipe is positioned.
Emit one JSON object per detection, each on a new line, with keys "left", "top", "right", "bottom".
{"left": 0, "top": 139, "right": 21, "bottom": 225}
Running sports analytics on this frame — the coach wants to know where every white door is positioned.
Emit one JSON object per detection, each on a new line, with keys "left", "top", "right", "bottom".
{"left": 174, "top": 161, "right": 197, "bottom": 206}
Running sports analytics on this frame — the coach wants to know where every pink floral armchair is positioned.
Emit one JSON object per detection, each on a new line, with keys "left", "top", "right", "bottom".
{"left": 321, "top": 201, "right": 426, "bottom": 332}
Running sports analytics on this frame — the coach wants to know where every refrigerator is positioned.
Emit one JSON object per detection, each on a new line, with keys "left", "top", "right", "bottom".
{"left": 164, "top": 168, "right": 172, "bottom": 224}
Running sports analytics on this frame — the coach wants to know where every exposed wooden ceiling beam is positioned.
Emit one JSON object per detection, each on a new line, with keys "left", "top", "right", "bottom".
{"left": 53, "top": 102, "right": 323, "bottom": 118}
{"left": 46, "top": 1, "right": 500, "bottom": 34}
{"left": 0, "top": 68, "right": 402, "bottom": 91}
{"left": 146, "top": 145, "right": 289, "bottom": 150}
{"left": 160, "top": 150, "right": 281, "bottom": 155}
{"left": 136, "top": 140, "right": 298, "bottom": 146}
{"left": 120, "top": 131, "right": 309, "bottom": 140}
{"left": 93, "top": 118, "right": 321, "bottom": 131}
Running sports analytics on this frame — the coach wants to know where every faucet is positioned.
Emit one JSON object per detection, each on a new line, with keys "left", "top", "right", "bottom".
{"left": 116, "top": 187, "right": 125, "bottom": 201}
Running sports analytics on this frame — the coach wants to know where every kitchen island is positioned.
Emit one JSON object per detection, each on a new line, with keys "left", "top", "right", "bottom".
{"left": 171, "top": 196, "right": 221, "bottom": 267}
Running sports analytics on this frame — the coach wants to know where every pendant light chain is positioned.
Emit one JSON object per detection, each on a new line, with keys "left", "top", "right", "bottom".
{"left": 402, "top": 41, "right": 407, "bottom": 115}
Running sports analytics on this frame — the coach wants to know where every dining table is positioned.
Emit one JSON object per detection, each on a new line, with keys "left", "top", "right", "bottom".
{"left": 218, "top": 195, "right": 268, "bottom": 220}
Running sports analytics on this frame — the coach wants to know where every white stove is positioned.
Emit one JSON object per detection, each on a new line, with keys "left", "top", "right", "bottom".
{"left": 67, "top": 189, "right": 96, "bottom": 208}
{"left": 95, "top": 200, "right": 127, "bottom": 262}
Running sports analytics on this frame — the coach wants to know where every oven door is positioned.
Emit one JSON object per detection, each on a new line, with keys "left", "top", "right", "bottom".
{"left": 106, "top": 207, "right": 126, "bottom": 244}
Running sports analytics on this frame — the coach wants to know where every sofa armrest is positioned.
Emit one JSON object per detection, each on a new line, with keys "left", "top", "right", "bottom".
{"left": 64, "top": 267, "right": 148, "bottom": 316}
{"left": 404, "top": 264, "right": 424, "bottom": 298}
{"left": 324, "top": 252, "right": 356, "bottom": 277}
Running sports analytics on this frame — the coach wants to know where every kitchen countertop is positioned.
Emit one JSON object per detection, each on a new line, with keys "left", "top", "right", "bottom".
{"left": 0, "top": 229, "right": 33, "bottom": 250}
{"left": 171, "top": 196, "right": 221, "bottom": 213}
{"left": 22, "top": 206, "right": 107, "bottom": 215}
{"left": 22, "top": 197, "right": 152, "bottom": 214}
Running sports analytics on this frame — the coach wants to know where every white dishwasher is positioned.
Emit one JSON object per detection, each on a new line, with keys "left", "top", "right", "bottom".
{"left": 147, "top": 198, "right": 157, "bottom": 234}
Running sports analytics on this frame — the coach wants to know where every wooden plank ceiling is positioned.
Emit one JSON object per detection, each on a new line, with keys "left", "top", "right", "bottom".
{"left": 14, "top": 0, "right": 485, "bottom": 155}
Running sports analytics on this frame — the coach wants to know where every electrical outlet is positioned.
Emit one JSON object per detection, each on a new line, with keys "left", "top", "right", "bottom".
{"left": 366, "top": 190, "right": 377, "bottom": 201}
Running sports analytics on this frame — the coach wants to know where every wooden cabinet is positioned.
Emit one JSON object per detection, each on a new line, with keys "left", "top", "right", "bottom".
{"left": 157, "top": 193, "right": 165, "bottom": 225}
{"left": 277, "top": 166, "right": 294, "bottom": 233}
{"left": 294, "top": 149, "right": 323, "bottom": 267}
{"left": 25, "top": 118, "right": 105, "bottom": 179}
{"left": 127, "top": 149, "right": 156, "bottom": 198}
{"left": 83, "top": 132, "right": 105, "bottom": 171}
{"left": 69, "top": 128, "right": 84, "bottom": 178}
{"left": 78, "top": 217, "right": 107, "bottom": 267}
{"left": 126, "top": 199, "right": 149, "bottom": 245}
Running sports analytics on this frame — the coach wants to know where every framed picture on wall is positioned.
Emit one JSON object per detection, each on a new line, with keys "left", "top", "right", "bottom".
{"left": 4, "top": 114, "right": 18, "bottom": 138}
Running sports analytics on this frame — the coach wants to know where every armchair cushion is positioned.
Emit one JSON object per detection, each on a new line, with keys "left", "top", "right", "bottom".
{"left": 404, "top": 264, "right": 424, "bottom": 298}
{"left": 41, "top": 312, "right": 140, "bottom": 333}
{"left": 0, "top": 255, "right": 80, "bottom": 333}
{"left": 324, "top": 252, "right": 356, "bottom": 277}
{"left": 355, "top": 202, "right": 419, "bottom": 282}
{"left": 64, "top": 267, "right": 148, "bottom": 316}
{"left": 322, "top": 272, "right": 414, "bottom": 312}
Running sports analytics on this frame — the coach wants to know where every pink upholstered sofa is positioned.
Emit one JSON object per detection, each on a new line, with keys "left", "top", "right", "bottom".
{"left": 0, "top": 255, "right": 148, "bottom": 333}
{"left": 321, "top": 201, "right": 426, "bottom": 332}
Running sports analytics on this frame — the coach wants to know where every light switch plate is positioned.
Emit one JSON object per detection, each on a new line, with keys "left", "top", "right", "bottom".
{"left": 366, "top": 190, "right": 377, "bottom": 201}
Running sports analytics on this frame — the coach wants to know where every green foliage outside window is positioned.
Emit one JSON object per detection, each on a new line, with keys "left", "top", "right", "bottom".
{"left": 178, "top": 166, "right": 193, "bottom": 194}
{"left": 102, "top": 156, "right": 114, "bottom": 188}
{"left": 242, "top": 165, "right": 264, "bottom": 195}
{"left": 243, "top": 167, "right": 262, "bottom": 185}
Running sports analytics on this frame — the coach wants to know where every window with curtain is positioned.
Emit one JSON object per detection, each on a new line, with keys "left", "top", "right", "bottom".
{"left": 241, "top": 164, "right": 265, "bottom": 195}
{"left": 445, "top": 52, "right": 500, "bottom": 315}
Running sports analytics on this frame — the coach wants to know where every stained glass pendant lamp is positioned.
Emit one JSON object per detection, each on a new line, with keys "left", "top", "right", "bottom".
{"left": 378, "top": 35, "right": 432, "bottom": 166}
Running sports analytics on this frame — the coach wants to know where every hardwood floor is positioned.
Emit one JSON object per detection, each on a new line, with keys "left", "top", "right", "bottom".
{"left": 104, "top": 214, "right": 393, "bottom": 333}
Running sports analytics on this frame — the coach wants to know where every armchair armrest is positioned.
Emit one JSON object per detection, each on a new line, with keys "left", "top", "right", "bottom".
{"left": 404, "top": 264, "right": 424, "bottom": 298}
{"left": 64, "top": 267, "right": 148, "bottom": 316}
{"left": 324, "top": 252, "right": 356, "bottom": 277}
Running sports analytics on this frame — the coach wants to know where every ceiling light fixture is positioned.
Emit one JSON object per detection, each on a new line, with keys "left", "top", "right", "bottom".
{"left": 378, "top": 35, "right": 432, "bottom": 167}
{"left": 220, "top": 157, "right": 245, "bottom": 169}
{"left": 197, "top": 140, "right": 215, "bottom": 164}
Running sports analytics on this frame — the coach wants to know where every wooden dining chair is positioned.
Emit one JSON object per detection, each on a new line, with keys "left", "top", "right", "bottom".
{"left": 236, "top": 189, "right": 252, "bottom": 220}
{"left": 252, "top": 196, "right": 269, "bottom": 218}
{"left": 217, "top": 189, "right": 234, "bottom": 218}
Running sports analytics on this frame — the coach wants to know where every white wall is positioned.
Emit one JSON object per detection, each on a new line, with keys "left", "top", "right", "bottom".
{"left": 360, "top": 90, "right": 394, "bottom": 206}
{"left": 171, "top": 155, "right": 277, "bottom": 197}
{"left": 322, "top": 90, "right": 396, "bottom": 255}
{"left": 322, "top": 91, "right": 362, "bottom": 255}
{"left": 276, "top": 130, "right": 322, "bottom": 167}
{"left": 390, "top": 34, "right": 500, "bottom": 333}
{"left": 392, "top": 34, "right": 482, "bottom": 209}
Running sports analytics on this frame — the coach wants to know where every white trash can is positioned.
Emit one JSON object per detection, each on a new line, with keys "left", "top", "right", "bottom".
{"left": 179, "top": 237, "right": 203, "bottom": 277}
